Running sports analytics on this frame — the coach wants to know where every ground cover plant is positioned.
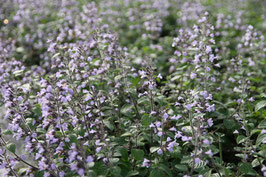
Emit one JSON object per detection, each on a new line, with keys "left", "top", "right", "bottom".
{"left": 0, "top": 0, "right": 265, "bottom": 176}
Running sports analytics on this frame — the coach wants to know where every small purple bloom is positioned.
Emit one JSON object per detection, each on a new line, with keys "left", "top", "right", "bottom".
{"left": 157, "top": 149, "right": 163, "bottom": 155}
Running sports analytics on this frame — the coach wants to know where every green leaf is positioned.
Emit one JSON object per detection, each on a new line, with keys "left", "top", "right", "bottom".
{"left": 126, "top": 171, "right": 139, "bottom": 177}
{"left": 238, "top": 162, "right": 257, "bottom": 175}
{"left": 52, "top": 53, "right": 60, "bottom": 58}
{"left": 3, "top": 130, "right": 13, "bottom": 135}
{"left": 255, "top": 100, "right": 266, "bottom": 112}
{"left": 204, "top": 170, "right": 212, "bottom": 177}
{"left": 142, "top": 114, "right": 153, "bottom": 127}
{"left": 150, "top": 147, "right": 160, "bottom": 153}
{"left": 175, "top": 164, "right": 188, "bottom": 172}
{"left": 121, "top": 132, "right": 132, "bottom": 137}
{"left": 6, "top": 143, "right": 16, "bottom": 153}
{"left": 236, "top": 135, "right": 247, "bottom": 144}
{"left": 69, "top": 134, "right": 78, "bottom": 143}
{"left": 13, "top": 70, "right": 24, "bottom": 77}
{"left": 131, "top": 149, "right": 144, "bottom": 161}
{"left": 258, "top": 119, "right": 266, "bottom": 128}
{"left": 130, "top": 77, "right": 140, "bottom": 87}
{"left": 250, "top": 129, "right": 261, "bottom": 136}
{"left": 109, "top": 166, "right": 121, "bottom": 176}
{"left": 119, "top": 148, "right": 128, "bottom": 160}
{"left": 16, "top": 47, "right": 24, "bottom": 53}
{"left": 18, "top": 168, "right": 28, "bottom": 175}
{"left": 256, "top": 133, "right": 266, "bottom": 146}
{"left": 34, "top": 170, "right": 44, "bottom": 177}
{"left": 103, "top": 119, "right": 114, "bottom": 131}
{"left": 159, "top": 164, "right": 173, "bottom": 177}
{"left": 121, "top": 104, "right": 133, "bottom": 115}
{"left": 251, "top": 158, "right": 264, "bottom": 167}
{"left": 223, "top": 119, "right": 237, "bottom": 130}
{"left": 149, "top": 168, "right": 164, "bottom": 177}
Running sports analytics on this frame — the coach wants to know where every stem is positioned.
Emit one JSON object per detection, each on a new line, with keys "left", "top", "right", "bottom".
{"left": 189, "top": 111, "right": 197, "bottom": 175}
{"left": 218, "top": 135, "right": 223, "bottom": 165}
{"left": 0, "top": 134, "right": 38, "bottom": 170}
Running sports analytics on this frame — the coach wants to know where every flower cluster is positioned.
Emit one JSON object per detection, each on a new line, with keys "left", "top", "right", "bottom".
{"left": 0, "top": 0, "right": 265, "bottom": 177}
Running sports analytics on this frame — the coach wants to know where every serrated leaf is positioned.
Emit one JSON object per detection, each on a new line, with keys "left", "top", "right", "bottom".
{"left": 256, "top": 133, "right": 266, "bottom": 146}
{"left": 119, "top": 148, "right": 128, "bottom": 160}
{"left": 131, "top": 149, "right": 144, "bottom": 161}
{"left": 121, "top": 132, "right": 132, "bottom": 137}
{"left": 103, "top": 119, "right": 114, "bottom": 131}
{"left": 109, "top": 166, "right": 121, "bottom": 176}
{"left": 224, "top": 119, "right": 237, "bottom": 130}
{"left": 175, "top": 164, "right": 188, "bottom": 172}
{"left": 255, "top": 100, "right": 266, "bottom": 112}
{"left": 13, "top": 70, "right": 24, "bottom": 77}
{"left": 52, "top": 53, "right": 60, "bottom": 58}
{"left": 3, "top": 130, "right": 12, "bottom": 135}
{"left": 150, "top": 168, "right": 164, "bottom": 177}
{"left": 126, "top": 171, "right": 139, "bottom": 177}
{"left": 69, "top": 134, "right": 78, "bottom": 143}
{"left": 159, "top": 164, "right": 173, "bottom": 177}
{"left": 238, "top": 162, "right": 257, "bottom": 175}
{"left": 142, "top": 114, "right": 152, "bottom": 127}
{"left": 6, "top": 143, "right": 16, "bottom": 153}
{"left": 18, "top": 168, "right": 29, "bottom": 175}
{"left": 250, "top": 129, "right": 261, "bottom": 136}
{"left": 34, "top": 170, "right": 44, "bottom": 177}
{"left": 121, "top": 104, "right": 133, "bottom": 115}
{"left": 204, "top": 170, "right": 212, "bottom": 177}
{"left": 258, "top": 119, "right": 266, "bottom": 129}
{"left": 130, "top": 76, "right": 140, "bottom": 87}
{"left": 236, "top": 135, "right": 247, "bottom": 144}
{"left": 251, "top": 158, "right": 264, "bottom": 167}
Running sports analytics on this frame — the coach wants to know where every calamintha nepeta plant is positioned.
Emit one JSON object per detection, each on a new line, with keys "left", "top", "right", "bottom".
{"left": 0, "top": 0, "right": 265, "bottom": 177}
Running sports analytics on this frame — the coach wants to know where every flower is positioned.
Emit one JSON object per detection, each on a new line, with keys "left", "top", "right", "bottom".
{"left": 86, "top": 156, "right": 94, "bottom": 163}
{"left": 157, "top": 149, "right": 163, "bottom": 155}
{"left": 207, "top": 118, "right": 214, "bottom": 127}
{"left": 205, "top": 150, "right": 213, "bottom": 157}
{"left": 142, "top": 158, "right": 150, "bottom": 168}
{"left": 203, "top": 139, "right": 210, "bottom": 145}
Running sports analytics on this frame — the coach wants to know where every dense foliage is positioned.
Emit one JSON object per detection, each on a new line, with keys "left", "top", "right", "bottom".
{"left": 0, "top": 0, "right": 265, "bottom": 177}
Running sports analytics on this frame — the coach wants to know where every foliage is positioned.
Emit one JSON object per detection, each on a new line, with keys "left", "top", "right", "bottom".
{"left": 0, "top": 0, "right": 265, "bottom": 177}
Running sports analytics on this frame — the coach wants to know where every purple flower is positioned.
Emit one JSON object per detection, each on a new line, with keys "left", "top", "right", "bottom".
{"left": 86, "top": 156, "right": 93, "bottom": 163}
{"left": 169, "top": 127, "right": 177, "bottom": 131}
{"left": 248, "top": 97, "right": 255, "bottom": 102}
{"left": 233, "top": 130, "right": 239, "bottom": 134}
{"left": 38, "top": 160, "right": 48, "bottom": 170}
{"left": 171, "top": 115, "right": 181, "bottom": 120}
{"left": 44, "top": 172, "right": 50, "bottom": 177}
{"left": 207, "top": 118, "right": 213, "bottom": 127}
{"left": 163, "top": 113, "right": 169, "bottom": 120}
{"left": 77, "top": 168, "right": 84, "bottom": 176}
{"left": 182, "top": 136, "right": 192, "bottom": 142}
{"left": 157, "top": 132, "right": 163, "bottom": 137}
{"left": 190, "top": 72, "right": 197, "bottom": 79}
{"left": 59, "top": 171, "right": 65, "bottom": 177}
{"left": 157, "top": 149, "right": 163, "bottom": 155}
{"left": 155, "top": 121, "right": 161, "bottom": 127}
{"left": 70, "top": 163, "right": 78, "bottom": 171}
{"left": 185, "top": 104, "right": 193, "bottom": 110}
{"left": 203, "top": 139, "right": 210, "bottom": 145}
{"left": 195, "top": 157, "right": 201, "bottom": 164}
{"left": 205, "top": 150, "right": 213, "bottom": 157}
{"left": 96, "top": 147, "right": 102, "bottom": 153}
{"left": 142, "top": 158, "right": 150, "bottom": 168}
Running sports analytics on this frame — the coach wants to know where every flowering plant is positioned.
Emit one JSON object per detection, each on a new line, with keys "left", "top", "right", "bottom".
{"left": 0, "top": 0, "right": 265, "bottom": 177}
